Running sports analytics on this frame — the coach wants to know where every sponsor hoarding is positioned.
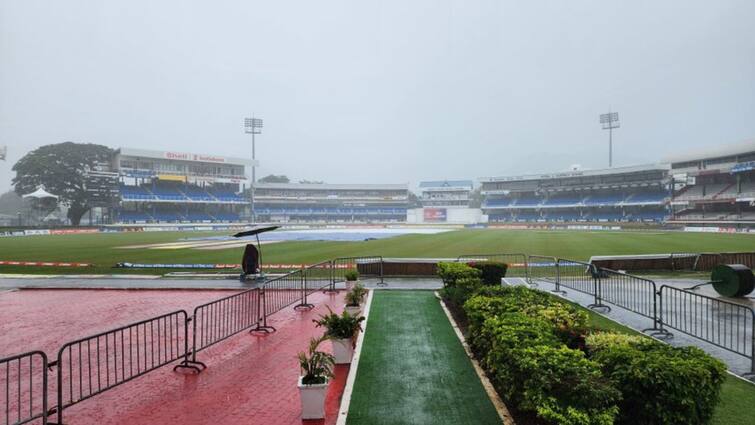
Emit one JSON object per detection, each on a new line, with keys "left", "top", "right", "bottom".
{"left": 423, "top": 208, "right": 447, "bottom": 222}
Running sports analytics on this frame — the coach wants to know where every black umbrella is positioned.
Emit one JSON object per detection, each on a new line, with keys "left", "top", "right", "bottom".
{"left": 232, "top": 225, "right": 280, "bottom": 238}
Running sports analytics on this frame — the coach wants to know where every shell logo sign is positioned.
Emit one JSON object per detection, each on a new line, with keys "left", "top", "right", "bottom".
{"left": 165, "top": 151, "right": 190, "bottom": 160}
{"left": 163, "top": 151, "right": 226, "bottom": 163}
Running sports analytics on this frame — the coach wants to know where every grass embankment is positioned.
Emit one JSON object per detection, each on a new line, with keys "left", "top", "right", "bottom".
{"left": 0, "top": 229, "right": 754, "bottom": 275}
{"left": 579, "top": 302, "right": 755, "bottom": 425}
{"left": 347, "top": 290, "right": 501, "bottom": 425}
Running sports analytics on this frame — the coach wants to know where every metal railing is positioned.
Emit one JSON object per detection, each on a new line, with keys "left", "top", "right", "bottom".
{"left": 456, "top": 253, "right": 529, "bottom": 280}
{"left": 332, "top": 256, "right": 384, "bottom": 287}
{"left": 526, "top": 255, "right": 559, "bottom": 289}
{"left": 659, "top": 285, "right": 755, "bottom": 375}
{"left": 188, "top": 288, "right": 261, "bottom": 365}
{"left": 598, "top": 267, "right": 664, "bottom": 333}
{"left": 1, "top": 351, "right": 48, "bottom": 425}
{"left": 554, "top": 258, "right": 600, "bottom": 302}
{"left": 54, "top": 310, "right": 191, "bottom": 424}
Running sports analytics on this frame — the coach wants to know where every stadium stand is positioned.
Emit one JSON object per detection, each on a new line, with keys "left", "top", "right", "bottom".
{"left": 254, "top": 183, "right": 408, "bottom": 223}
{"left": 114, "top": 148, "right": 252, "bottom": 223}
{"left": 667, "top": 141, "right": 755, "bottom": 226}
{"left": 419, "top": 180, "right": 473, "bottom": 207}
{"left": 481, "top": 164, "right": 670, "bottom": 223}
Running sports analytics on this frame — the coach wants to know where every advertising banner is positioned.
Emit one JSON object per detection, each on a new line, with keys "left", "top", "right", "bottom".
{"left": 423, "top": 208, "right": 447, "bottom": 222}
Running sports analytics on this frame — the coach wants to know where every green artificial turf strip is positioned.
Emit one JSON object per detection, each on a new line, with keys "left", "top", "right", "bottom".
{"left": 346, "top": 291, "right": 501, "bottom": 425}
{"left": 1, "top": 228, "right": 755, "bottom": 275}
{"left": 566, "top": 298, "right": 755, "bottom": 425}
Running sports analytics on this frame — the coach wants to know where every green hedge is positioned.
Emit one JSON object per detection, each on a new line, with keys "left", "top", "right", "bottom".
{"left": 461, "top": 286, "right": 727, "bottom": 425}
{"left": 437, "top": 262, "right": 481, "bottom": 287}
{"left": 586, "top": 333, "right": 727, "bottom": 425}
{"left": 437, "top": 262, "right": 484, "bottom": 307}
{"left": 468, "top": 261, "right": 508, "bottom": 285}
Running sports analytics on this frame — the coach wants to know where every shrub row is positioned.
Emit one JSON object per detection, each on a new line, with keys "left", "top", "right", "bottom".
{"left": 436, "top": 261, "right": 508, "bottom": 307}
{"left": 459, "top": 286, "right": 727, "bottom": 425}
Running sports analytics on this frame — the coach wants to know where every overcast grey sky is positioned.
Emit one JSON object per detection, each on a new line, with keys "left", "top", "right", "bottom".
{"left": 1, "top": 0, "right": 754, "bottom": 193}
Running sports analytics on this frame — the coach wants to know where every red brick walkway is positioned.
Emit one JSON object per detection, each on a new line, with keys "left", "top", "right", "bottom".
{"left": 0, "top": 289, "right": 349, "bottom": 425}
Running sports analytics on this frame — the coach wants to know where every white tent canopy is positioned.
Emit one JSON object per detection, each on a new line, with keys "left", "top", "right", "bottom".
{"left": 22, "top": 186, "right": 59, "bottom": 200}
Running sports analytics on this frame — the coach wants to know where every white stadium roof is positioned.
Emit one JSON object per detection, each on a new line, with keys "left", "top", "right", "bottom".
{"left": 116, "top": 147, "right": 256, "bottom": 167}
{"left": 481, "top": 163, "right": 669, "bottom": 183}
{"left": 255, "top": 183, "right": 407, "bottom": 191}
{"left": 662, "top": 139, "right": 755, "bottom": 164}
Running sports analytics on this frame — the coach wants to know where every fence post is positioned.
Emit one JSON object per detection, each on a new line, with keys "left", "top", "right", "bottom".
{"left": 649, "top": 287, "right": 672, "bottom": 339}
{"left": 256, "top": 287, "right": 276, "bottom": 333}
{"left": 42, "top": 355, "right": 49, "bottom": 425}
{"left": 56, "top": 350, "right": 64, "bottom": 425}
{"left": 551, "top": 257, "right": 566, "bottom": 295}
{"left": 378, "top": 256, "right": 386, "bottom": 286}
{"left": 330, "top": 260, "right": 336, "bottom": 292}
{"left": 295, "top": 268, "right": 315, "bottom": 310}
{"left": 175, "top": 314, "right": 206, "bottom": 373}
{"left": 588, "top": 266, "right": 610, "bottom": 311}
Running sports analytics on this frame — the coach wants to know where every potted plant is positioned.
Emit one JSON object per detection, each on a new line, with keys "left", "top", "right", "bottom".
{"left": 344, "top": 283, "right": 368, "bottom": 316}
{"left": 313, "top": 308, "right": 365, "bottom": 364}
{"left": 297, "top": 335, "right": 335, "bottom": 420}
{"left": 344, "top": 269, "right": 359, "bottom": 290}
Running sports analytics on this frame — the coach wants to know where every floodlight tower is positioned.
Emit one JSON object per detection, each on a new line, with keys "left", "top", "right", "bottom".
{"left": 244, "top": 116, "right": 263, "bottom": 222}
{"left": 599, "top": 111, "right": 620, "bottom": 168}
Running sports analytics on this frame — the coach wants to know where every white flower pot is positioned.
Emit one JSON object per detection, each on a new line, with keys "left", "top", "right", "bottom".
{"left": 332, "top": 338, "right": 354, "bottom": 364}
{"left": 345, "top": 279, "right": 358, "bottom": 290}
{"left": 344, "top": 305, "right": 361, "bottom": 316}
{"left": 298, "top": 376, "right": 329, "bottom": 419}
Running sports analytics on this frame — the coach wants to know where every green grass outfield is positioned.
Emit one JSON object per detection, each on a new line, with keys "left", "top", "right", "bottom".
{"left": 346, "top": 291, "right": 501, "bottom": 425}
{"left": 0, "top": 228, "right": 754, "bottom": 274}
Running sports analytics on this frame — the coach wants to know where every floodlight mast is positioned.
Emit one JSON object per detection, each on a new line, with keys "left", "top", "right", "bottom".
{"left": 599, "top": 111, "right": 620, "bottom": 167}
{"left": 244, "top": 116, "right": 263, "bottom": 222}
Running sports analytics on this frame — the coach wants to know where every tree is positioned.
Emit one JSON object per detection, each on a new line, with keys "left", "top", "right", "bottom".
{"left": 12, "top": 142, "right": 114, "bottom": 225}
{"left": 468, "top": 187, "right": 483, "bottom": 208}
{"left": 258, "top": 174, "right": 290, "bottom": 183}
{"left": 0, "top": 191, "right": 23, "bottom": 215}
{"left": 298, "top": 179, "right": 324, "bottom": 184}
{"left": 407, "top": 191, "right": 422, "bottom": 208}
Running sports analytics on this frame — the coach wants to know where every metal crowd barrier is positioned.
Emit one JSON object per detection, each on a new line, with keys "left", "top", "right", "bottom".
{"left": 54, "top": 310, "right": 192, "bottom": 424}
{"left": 332, "top": 256, "right": 384, "bottom": 287}
{"left": 456, "top": 253, "right": 529, "bottom": 281}
{"left": 0, "top": 351, "right": 48, "bottom": 425}
{"left": 554, "top": 258, "right": 601, "bottom": 303}
{"left": 301, "top": 261, "right": 335, "bottom": 307}
{"left": 598, "top": 267, "right": 664, "bottom": 333}
{"left": 526, "top": 255, "right": 559, "bottom": 289}
{"left": 659, "top": 285, "right": 755, "bottom": 375}
{"left": 187, "top": 288, "right": 261, "bottom": 365}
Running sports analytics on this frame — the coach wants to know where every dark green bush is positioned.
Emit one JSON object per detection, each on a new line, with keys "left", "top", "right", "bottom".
{"left": 476, "top": 315, "right": 619, "bottom": 424}
{"left": 436, "top": 262, "right": 481, "bottom": 287}
{"left": 462, "top": 286, "right": 726, "bottom": 425}
{"left": 464, "top": 286, "right": 587, "bottom": 347}
{"left": 468, "top": 261, "right": 508, "bottom": 285}
{"left": 586, "top": 333, "right": 727, "bottom": 425}
{"left": 439, "top": 277, "right": 482, "bottom": 308}
{"left": 465, "top": 290, "right": 619, "bottom": 424}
